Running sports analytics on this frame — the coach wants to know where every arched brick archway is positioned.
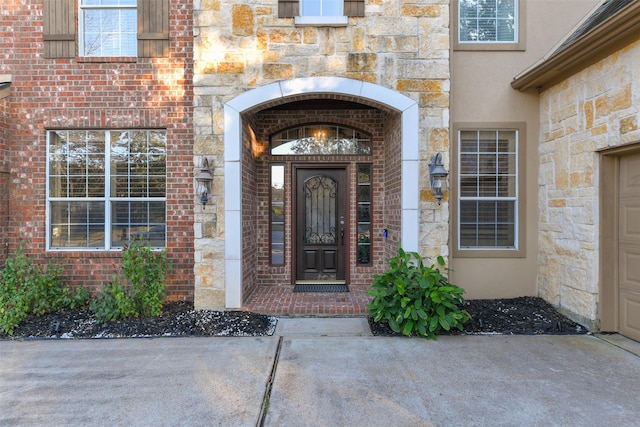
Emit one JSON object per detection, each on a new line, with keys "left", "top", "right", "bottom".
{"left": 223, "top": 77, "right": 418, "bottom": 308}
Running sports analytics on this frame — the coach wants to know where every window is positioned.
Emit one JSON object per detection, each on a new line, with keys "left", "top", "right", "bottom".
{"left": 271, "top": 125, "right": 371, "bottom": 155}
{"left": 43, "top": 0, "right": 169, "bottom": 58}
{"left": 47, "top": 130, "right": 166, "bottom": 249}
{"left": 278, "top": 0, "right": 364, "bottom": 25}
{"left": 80, "top": 0, "right": 137, "bottom": 57}
{"left": 301, "top": 0, "right": 342, "bottom": 17}
{"left": 455, "top": 126, "right": 525, "bottom": 257}
{"left": 356, "top": 165, "right": 371, "bottom": 265}
{"left": 270, "top": 164, "right": 285, "bottom": 265}
{"left": 453, "top": 0, "right": 524, "bottom": 50}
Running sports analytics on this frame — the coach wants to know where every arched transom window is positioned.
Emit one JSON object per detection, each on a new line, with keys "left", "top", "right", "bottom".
{"left": 271, "top": 124, "right": 371, "bottom": 155}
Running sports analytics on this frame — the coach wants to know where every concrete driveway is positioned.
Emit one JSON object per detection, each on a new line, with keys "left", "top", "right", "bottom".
{"left": 1, "top": 319, "right": 639, "bottom": 426}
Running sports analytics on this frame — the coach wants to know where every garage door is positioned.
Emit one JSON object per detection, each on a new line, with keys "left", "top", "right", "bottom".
{"left": 619, "top": 152, "right": 640, "bottom": 341}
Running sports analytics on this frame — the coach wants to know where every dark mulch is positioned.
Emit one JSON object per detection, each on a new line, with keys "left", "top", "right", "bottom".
{"left": 1, "top": 296, "right": 587, "bottom": 340}
{"left": 0, "top": 301, "right": 278, "bottom": 340}
{"left": 368, "top": 296, "right": 588, "bottom": 336}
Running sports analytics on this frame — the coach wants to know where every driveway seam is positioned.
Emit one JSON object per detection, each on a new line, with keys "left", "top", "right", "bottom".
{"left": 257, "top": 335, "right": 283, "bottom": 426}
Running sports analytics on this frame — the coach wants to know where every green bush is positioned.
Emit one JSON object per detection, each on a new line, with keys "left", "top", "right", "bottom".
{"left": 0, "top": 247, "right": 90, "bottom": 335}
{"left": 90, "top": 279, "right": 138, "bottom": 322}
{"left": 91, "top": 240, "right": 168, "bottom": 322}
{"left": 367, "top": 248, "right": 471, "bottom": 339}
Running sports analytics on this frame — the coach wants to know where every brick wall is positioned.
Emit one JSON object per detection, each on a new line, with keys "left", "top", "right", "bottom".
{"left": 0, "top": 96, "right": 9, "bottom": 266}
{"left": 0, "top": 0, "right": 194, "bottom": 299}
{"left": 538, "top": 39, "right": 640, "bottom": 326}
{"left": 249, "top": 107, "right": 391, "bottom": 289}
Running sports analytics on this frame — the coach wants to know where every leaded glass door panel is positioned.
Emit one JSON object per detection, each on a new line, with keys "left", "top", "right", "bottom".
{"left": 295, "top": 168, "right": 347, "bottom": 281}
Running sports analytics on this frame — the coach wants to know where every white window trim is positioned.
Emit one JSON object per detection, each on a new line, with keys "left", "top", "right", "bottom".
{"left": 46, "top": 130, "right": 167, "bottom": 251}
{"left": 295, "top": 0, "right": 348, "bottom": 26}
{"left": 78, "top": 0, "right": 137, "bottom": 57}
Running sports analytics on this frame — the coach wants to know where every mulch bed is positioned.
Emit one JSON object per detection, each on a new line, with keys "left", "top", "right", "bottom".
{"left": 368, "top": 296, "right": 587, "bottom": 336}
{"left": 1, "top": 296, "right": 587, "bottom": 339}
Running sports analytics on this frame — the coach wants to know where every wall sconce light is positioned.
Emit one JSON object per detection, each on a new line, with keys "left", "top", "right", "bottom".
{"left": 429, "top": 152, "right": 449, "bottom": 205}
{"left": 195, "top": 157, "right": 213, "bottom": 208}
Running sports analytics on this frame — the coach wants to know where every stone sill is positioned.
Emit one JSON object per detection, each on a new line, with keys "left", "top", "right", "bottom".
{"left": 294, "top": 16, "right": 348, "bottom": 27}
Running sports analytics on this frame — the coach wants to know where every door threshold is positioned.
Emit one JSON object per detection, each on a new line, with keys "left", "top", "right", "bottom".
{"left": 295, "top": 280, "right": 346, "bottom": 285}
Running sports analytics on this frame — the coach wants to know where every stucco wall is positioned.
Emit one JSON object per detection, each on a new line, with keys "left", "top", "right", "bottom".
{"left": 538, "top": 39, "right": 640, "bottom": 327}
{"left": 193, "top": 1, "right": 451, "bottom": 308}
{"left": 449, "top": 0, "right": 599, "bottom": 300}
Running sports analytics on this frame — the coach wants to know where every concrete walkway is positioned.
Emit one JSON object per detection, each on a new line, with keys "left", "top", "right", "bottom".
{"left": 1, "top": 319, "right": 639, "bottom": 426}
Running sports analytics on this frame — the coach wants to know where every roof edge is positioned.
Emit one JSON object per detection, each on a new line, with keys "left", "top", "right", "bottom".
{"left": 511, "top": 1, "right": 640, "bottom": 92}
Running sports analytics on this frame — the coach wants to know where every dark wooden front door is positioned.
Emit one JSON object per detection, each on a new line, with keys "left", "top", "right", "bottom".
{"left": 295, "top": 168, "right": 347, "bottom": 281}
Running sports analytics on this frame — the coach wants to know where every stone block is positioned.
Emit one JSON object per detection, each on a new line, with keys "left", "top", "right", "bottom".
{"left": 347, "top": 53, "right": 377, "bottom": 72}
{"left": 620, "top": 115, "right": 638, "bottom": 134}
{"left": 262, "top": 63, "right": 294, "bottom": 80}
{"left": 397, "top": 79, "right": 442, "bottom": 92}
{"left": 232, "top": 4, "right": 253, "bottom": 36}
{"left": 561, "top": 286, "right": 597, "bottom": 323}
{"left": 194, "top": 288, "right": 226, "bottom": 310}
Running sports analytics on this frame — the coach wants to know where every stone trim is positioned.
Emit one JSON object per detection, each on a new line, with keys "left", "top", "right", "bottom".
{"left": 223, "top": 77, "right": 418, "bottom": 308}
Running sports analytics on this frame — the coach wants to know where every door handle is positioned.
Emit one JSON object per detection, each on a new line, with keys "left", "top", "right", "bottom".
{"left": 340, "top": 228, "right": 345, "bottom": 245}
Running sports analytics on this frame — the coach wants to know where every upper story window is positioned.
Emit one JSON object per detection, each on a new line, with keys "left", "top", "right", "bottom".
{"left": 278, "top": 0, "right": 364, "bottom": 26}
{"left": 271, "top": 125, "right": 371, "bottom": 156}
{"left": 453, "top": 0, "right": 524, "bottom": 51}
{"left": 43, "top": 0, "right": 169, "bottom": 59}
{"left": 47, "top": 130, "right": 167, "bottom": 250}
{"left": 80, "top": 0, "right": 137, "bottom": 57}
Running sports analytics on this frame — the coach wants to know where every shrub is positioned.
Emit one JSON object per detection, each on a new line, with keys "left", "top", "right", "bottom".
{"left": 90, "top": 240, "right": 168, "bottom": 322}
{"left": 90, "top": 279, "right": 138, "bottom": 322}
{"left": 367, "top": 248, "right": 471, "bottom": 339}
{"left": 0, "top": 247, "right": 90, "bottom": 335}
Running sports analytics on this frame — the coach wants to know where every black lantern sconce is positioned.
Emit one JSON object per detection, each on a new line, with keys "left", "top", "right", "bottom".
{"left": 195, "top": 157, "right": 213, "bottom": 208}
{"left": 429, "top": 152, "right": 449, "bottom": 205}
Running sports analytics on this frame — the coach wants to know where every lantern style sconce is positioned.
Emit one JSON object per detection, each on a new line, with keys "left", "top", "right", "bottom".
{"left": 429, "top": 152, "right": 449, "bottom": 205}
{"left": 195, "top": 157, "right": 213, "bottom": 208}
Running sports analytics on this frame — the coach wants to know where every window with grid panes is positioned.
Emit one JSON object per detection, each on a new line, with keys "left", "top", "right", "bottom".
{"left": 458, "top": 129, "right": 518, "bottom": 249}
{"left": 356, "top": 165, "right": 371, "bottom": 265}
{"left": 458, "top": 0, "right": 517, "bottom": 43}
{"left": 79, "top": 0, "right": 137, "bottom": 56}
{"left": 47, "top": 130, "right": 166, "bottom": 249}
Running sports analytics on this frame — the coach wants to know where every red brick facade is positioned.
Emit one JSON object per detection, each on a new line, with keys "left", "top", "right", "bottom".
{"left": 0, "top": 0, "right": 194, "bottom": 299}
{"left": 239, "top": 105, "right": 401, "bottom": 297}
{"left": 0, "top": 94, "right": 9, "bottom": 266}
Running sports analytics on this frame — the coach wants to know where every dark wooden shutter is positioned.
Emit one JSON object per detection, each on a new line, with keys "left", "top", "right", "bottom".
{"left": 344, "top": 0, "right": 365, "bottom": 17}
{"left": 278, "top": 0, "right": 299, "bottom": 18}
{"left": 43, "top": 0, "right": 75, "bottom": 58}
{"left": 138, "top": 0, "right": 170, "bottom": 58}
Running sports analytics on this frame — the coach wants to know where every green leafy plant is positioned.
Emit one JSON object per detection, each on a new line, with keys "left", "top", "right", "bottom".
{"left": 90, "top": 240, "right": 168, "bottom": 322}
{"left": 0, "top": 246, "right": 90, "bottom": 335}
{"left": 90, "top": 279, "right": 138, "bottom": 322}
{"left": 368, "top": 248, "right": 471, "bottom": 339}
{"left": 121, "top": 239, "right": 167, "bottom": 317}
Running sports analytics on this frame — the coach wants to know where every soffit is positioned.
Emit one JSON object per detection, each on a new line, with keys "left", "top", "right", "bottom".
{"left": 512, "top": 0, "right": 640, "bottom": 92}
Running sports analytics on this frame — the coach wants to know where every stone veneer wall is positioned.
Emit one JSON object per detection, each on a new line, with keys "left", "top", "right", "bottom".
{"left": 193, "top": 1, "right": 450, "bottom": 308}
{"left": 538, "top": 40, "right": 640, "bottom": 328}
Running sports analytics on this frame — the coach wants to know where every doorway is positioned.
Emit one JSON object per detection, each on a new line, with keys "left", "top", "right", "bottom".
{"left": 294, "top": 167, "right": 348, "bottom": 283}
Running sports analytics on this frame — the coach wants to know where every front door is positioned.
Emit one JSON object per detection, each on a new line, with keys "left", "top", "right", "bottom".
{"left": 619, "top": 152, "right": 640, "bottom": 341}
{"left": 295, "top": 167, "right": 347, "bottom": 282}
